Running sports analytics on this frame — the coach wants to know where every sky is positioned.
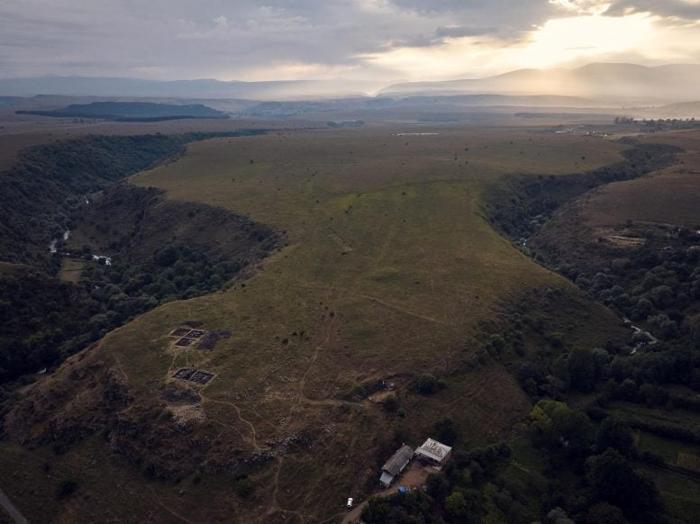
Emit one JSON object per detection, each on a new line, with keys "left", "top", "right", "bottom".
{"left": 1, "top": 0, "right": 699, "bottom": 84}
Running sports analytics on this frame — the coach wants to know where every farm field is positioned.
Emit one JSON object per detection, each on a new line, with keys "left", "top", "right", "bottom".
{"left": 0, "top": 126, "right": 631, "bottom": 522}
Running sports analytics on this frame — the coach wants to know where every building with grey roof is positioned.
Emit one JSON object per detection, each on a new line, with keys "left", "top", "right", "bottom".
{"left": 379, "top": 444, "right": 414, "bottom": 487}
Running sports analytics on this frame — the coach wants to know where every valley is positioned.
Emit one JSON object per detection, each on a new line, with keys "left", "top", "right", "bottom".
{"left": 4, "top": 2, "right": 700, "bottom": 522}
{"left": 0, "top": 121, "right": 698, "bottom": 523}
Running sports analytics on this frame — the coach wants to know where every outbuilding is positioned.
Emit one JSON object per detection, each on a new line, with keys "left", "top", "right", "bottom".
{"left": 379, "top": 444, "right": 414, "bottom": 487}
{"left": 414, "top": 438, "right": 452, "bottom": 468}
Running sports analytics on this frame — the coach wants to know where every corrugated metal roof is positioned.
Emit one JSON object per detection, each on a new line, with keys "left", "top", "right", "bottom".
{"left": 379, "top": 472, "right": 394, "bottom": 487}
{"left": 415, "top": 438, "right": 452, "bottom": 463}
{"left": 382, "top": 444, "right": 414, "bottom": 476}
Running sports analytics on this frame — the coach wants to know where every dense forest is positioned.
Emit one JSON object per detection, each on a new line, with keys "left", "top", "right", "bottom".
{"left": 436, "top": 140, "right": 700, "bottom": 524}
{"left": 0, "top": 130, "right": 264, "bottom": 266}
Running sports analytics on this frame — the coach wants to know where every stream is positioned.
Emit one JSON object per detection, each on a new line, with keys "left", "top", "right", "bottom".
{"left": 48, "top": 229, "right": 112, "bottom": 266}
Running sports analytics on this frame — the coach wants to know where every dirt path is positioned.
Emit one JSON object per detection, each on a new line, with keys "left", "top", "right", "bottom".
{"left": 148, "top": 487, "right": 196, "bottom": 524}
{"left": 0, "top": 486, "right": 29, "bottom": 524}
{"left": 296, "top": 314, "right": 338, "bottom": 405}
{"left": 297, "top": 283, "right": 449, "bottom": 326}
{"left": 201, "top": 396, "right": 261, "bottom": 449}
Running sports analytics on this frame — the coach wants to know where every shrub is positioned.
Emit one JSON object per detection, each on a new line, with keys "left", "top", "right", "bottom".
{"left": 434, "top": 417, "right": 459, "bottom": 446}
{"left": 410, "top": 374, "right": 445, "bottom": 395}
{"left": 382, "top": 394, "right": 399, "bottom": 413}
{"left": 56, "top": 479, "right": 78, "bottom": 499}
{"left": 586, "top": 449, "right": 660, "bottom": 516}
{"left": 234, "top": 477, "right": 255, "bottom": 498}
{"left": 595, "top": 416, "right": 635, "bottom": 456}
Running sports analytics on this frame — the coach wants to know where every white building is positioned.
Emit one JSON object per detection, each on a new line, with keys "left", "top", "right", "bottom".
{"left": 414, "top": 438, "right": 452, "bottom": 467}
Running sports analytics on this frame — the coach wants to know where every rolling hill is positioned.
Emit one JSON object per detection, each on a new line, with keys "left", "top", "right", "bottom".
{"left": 16, "top": 101, "right": 228, "bottom": 121}
{"left": 2, "top": 63, "right": 700, "bottom": 104}
{"left": 0, "top": 128, "right": 632, "bottom": 522}
{"left": 381, "top": 63, "right": 700, "bottom": 103}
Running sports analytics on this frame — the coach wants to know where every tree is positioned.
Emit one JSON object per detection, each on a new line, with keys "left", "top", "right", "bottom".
{"left": 383, "top": 394, "right": 400, "bottom": 413}
{"left": 586, "top": 449, "right": 660, "bottom": 516}
{"left": 568, "top": 348, "right": 597, "bottom": 392}
{"left": 411, "top": 374, "right": 445, "bottom": 395}
{"left": 530, "top": 400, "right": 594, "bottom": 460}
{"left": 445, "top": 489, "right": 482, "bottom": 522}
{"left": 434, "top": 417, "right": 459, "bottom": 446}
{"left": 649, "top": 285, "right": 673, "bottom": 308}
{"left": 445, "top": 491, "right": 467, "bottom": 518}
{"left": 56, "top": 479, "right": 78, "bottom": 499}
{"left": 234, "top": 477, "right": 255, "bottom": 498}
{"left": 585, "top": 503, "right": 628, "bottom": 524}
{"left": 426, "top": 473, "right": 450, "bottom": 502}
{"left": 595, "top": 417, "right": 635, "bottom": 457}
{"left": 647, "top": 313, "right": 678, "bottom": 339}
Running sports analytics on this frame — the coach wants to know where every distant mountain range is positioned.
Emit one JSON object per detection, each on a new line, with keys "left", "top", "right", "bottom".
{"left": 1, "top": 63, "right": 699, "bottom": 107}
{"left": 381, "top": 63, "right": 700, "bottom": 103}
{"left": 0, "top": 76, "right": 374, "bottom": 101}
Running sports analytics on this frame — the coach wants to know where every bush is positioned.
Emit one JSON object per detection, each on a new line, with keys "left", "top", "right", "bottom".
{"left": 234, "top": 477, "right": 255, "bottom": 498}
{"left": 382, "top": 394, "right": 399, "bottom": 413}
{"left": 434, "top": 417, "right": 459, "bottom": 446}
{"left": 56, "top": 479, "right": 78, "bottom": 499}
{"left": 410, "top": 374, "right": 445, "bottom": 395}
{"left": 425, "top": 473, "right": 449, "bottom": 501}
{"left": 595, "top": 416, "right": 635, "bottom": 456}
{"left": 584, "top": 503, "right": 627, "bottom": 524}
{"left": 586, "top": 449, "right": 660, "bottom": 516}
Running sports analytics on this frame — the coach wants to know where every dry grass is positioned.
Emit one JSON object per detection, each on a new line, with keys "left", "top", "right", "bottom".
{"left": 58, "top": 258, "right": 85, "bottom": 283}
{"left": 583, "top": 130, "right": 700, "bottom": 229}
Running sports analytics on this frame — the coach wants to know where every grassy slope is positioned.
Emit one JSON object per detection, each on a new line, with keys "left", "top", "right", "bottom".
{"left": 0, "top": 128, "right": 626, "bottom": 522}
{"left": 580, "top": 130, "right": 700, "bottom": 229}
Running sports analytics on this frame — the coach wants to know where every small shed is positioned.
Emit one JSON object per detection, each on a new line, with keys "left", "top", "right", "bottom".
{"left": 379, "top": 444, "right": 414, "bottom": 487}
{"left": 415, "top": 438, "right": 452, "bottom": 467}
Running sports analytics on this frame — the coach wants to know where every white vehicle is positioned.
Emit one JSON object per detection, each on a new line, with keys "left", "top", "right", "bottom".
{"left": 346, "top": 498, "right": 353, "bottom": 508}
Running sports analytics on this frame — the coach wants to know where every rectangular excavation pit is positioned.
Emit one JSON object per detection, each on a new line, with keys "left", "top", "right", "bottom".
{"left": 173, "top": 368, "right": 195, "bottom": 380}
{"left": 170, "top": 327, "right": 192, "bottom": 338}
{"left": 174, "top": 337, "right": 195, "bottom": 347}
{"left": 189, "top": 370, "right": 215, "bottom": 384}
{"left": 173, "top": 368, "right": 214, "bottom": 385}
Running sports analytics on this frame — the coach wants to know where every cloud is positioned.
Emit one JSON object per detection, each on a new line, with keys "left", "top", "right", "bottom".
{"left": 550, "top": 1, "right": 613, "bottom": 15}
{"left": 606, "top": 0, "right": 700, "bottom": 19}
{"left": 435, "top": 26, "right": 499, "bottom": 38}
{"left": 0, "top": 0, "right": 697, "bottom": 83}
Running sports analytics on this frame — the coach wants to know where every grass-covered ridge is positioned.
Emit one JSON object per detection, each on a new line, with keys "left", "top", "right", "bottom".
{"left": 17, "top": 101, "right": 228, "bottom": 122}
{"left": 0, "top": 128, "right": 634, "bottom": 522}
